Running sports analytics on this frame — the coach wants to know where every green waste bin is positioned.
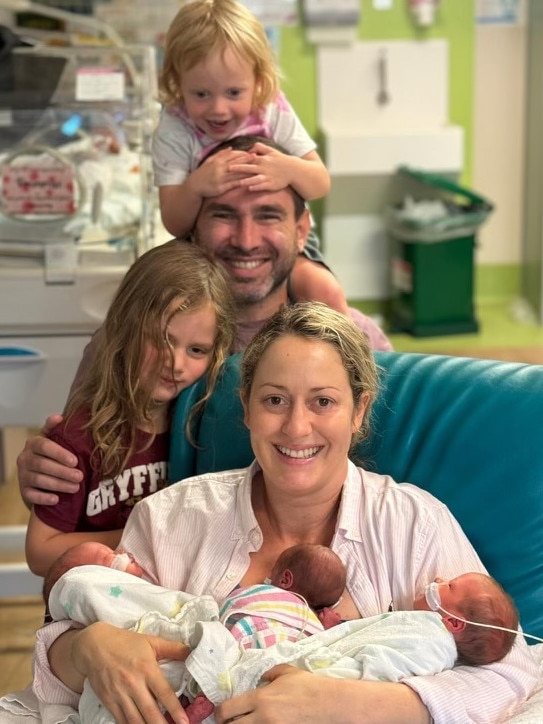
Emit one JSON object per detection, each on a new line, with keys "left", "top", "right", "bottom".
{"left": 386, "top": 166, "right": 494, "bottom": 337}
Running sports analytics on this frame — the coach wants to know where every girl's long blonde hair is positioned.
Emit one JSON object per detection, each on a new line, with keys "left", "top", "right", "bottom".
{"left": 159, "top": 0, "right": 280, "bottom": 109}
{"left": 66, "top": 240, "right": 235, "bottom": 478}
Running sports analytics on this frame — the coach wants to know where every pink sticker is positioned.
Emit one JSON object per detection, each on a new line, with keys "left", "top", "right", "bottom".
{"left": 1, "top": 165, "right": 76, "bottom": 215}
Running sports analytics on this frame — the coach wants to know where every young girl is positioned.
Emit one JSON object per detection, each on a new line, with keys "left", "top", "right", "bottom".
{"left": 25, "top": 240, "right": 235, "bottom": 577}
{"left": 153, "top": 0, "right": 348, "bottom": 314}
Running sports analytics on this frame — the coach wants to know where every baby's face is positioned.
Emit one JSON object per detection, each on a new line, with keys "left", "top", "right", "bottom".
{"left": 414, "top": 573, "right": 489, "bottom": 613}
{"left": 92, "top": 546, "right": 118, "bottom": 568}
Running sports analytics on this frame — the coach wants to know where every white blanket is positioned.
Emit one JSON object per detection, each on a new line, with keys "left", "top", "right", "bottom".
{"left": 3, "top": 648, "right": 543, "bottom": 724}
{"left": 1, "top": 566, "right": 542, "bottom": 723}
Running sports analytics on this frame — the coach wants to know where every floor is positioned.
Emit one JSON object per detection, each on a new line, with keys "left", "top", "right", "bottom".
{"left": 1, "top": 295, "right": 543, "bottom": 699}
{"left": 386, "top": 296, "right": 543, "bottom": 363}
{"left": 0, "top": 438, "right": 43, "bottom": 699}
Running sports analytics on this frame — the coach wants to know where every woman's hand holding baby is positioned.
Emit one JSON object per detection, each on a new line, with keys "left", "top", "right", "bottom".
{"left": 58, "top": 623, "right": 191, "bottom": 724}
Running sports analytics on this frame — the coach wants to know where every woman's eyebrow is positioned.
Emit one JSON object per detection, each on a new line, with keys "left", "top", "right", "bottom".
{"left": 256, "top": 383, "right": 341, "bottom": 392}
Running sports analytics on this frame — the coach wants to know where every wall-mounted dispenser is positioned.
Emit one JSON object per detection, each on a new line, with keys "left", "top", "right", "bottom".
{"left": 302, "top": 0, "right": 360, "bottom": 45}
{"left": 409, "top": 0, "right": 439, "bottom": 27}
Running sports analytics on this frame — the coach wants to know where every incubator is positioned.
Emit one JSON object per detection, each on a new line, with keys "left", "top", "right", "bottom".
{"left": 0, "top": 42, "right": 159, "bottom": 425}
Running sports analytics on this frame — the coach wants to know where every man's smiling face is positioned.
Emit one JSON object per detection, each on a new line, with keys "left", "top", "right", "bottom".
{"left": 194, "top": 186, "right": 309, "bottom": 311}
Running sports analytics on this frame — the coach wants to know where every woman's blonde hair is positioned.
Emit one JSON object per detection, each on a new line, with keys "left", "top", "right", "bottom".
{"left": 66, "top": 240, "right": 236, "bottom": 478}
{"left": 240, "top": 302, "right": 379, "bottom": 448}
{"left": 159, "top": 0, "right": 280, "bottom": 109}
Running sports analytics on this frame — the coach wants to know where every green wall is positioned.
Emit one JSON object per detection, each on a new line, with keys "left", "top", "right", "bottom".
{"left": 279, "top": 0, "right": 475, "bottom": 182}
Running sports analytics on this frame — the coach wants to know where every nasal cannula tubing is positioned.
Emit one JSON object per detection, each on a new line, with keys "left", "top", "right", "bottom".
{"left": 425, "top": 581, "right": 543, "bottom": 644}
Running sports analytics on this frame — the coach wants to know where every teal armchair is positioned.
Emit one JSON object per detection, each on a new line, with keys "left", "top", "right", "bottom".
{"left": 171, "top": 351, "right": 543, "bottom": 640}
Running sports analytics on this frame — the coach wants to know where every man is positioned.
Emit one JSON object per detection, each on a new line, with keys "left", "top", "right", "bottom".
{"left": 17, "top": 135, "right": 392, "bottom": 507}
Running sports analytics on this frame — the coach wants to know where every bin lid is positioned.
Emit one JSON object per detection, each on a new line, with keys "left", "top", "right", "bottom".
{"left": 398, "top": 166, "right": 493, "bottom": 211}
{"left": 386, "top": 166, "right": 494, "bottom": 242}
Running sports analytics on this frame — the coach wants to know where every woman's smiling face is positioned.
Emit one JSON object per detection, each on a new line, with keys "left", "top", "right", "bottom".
{"left": 242, "top": 334, "right": 367, "bottom": 497}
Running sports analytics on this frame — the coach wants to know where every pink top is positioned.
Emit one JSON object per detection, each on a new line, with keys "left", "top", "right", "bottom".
{"left": 220, "top": 583, "right": 323, "bottom": 649}
{"left": 152, "top": 91, "right": 316, "bottom": 187}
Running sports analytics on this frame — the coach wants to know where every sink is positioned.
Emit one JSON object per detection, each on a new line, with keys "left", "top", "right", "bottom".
{"left": 318, "top": 39, "right": 464, "bottom": 174}
{"left": 316, "top": 39, "right": 464, "bottom": 301}
{"left": 320, "top": 123, "right": 464, "bottom": 174}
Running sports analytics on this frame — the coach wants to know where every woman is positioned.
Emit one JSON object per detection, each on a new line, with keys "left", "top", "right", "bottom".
{"left": 35, "top": 303, "right": 537, "bottom": 723}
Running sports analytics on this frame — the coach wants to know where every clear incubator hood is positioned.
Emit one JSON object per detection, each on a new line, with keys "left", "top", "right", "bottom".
{"left": 0, "top": 42, "right": 160, "bottom": 426}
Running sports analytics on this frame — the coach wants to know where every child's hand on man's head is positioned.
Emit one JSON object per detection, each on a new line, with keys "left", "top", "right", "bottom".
{"left": 229, "top": 142, "right": 292, "bottom": 192}
{"left": 190, "top": 148, "right": 254, "bottom": 198}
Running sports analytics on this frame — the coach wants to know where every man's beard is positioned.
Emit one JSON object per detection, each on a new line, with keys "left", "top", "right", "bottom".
{"left": 222, "top": 246, "right": 298, "bottom": 307}
{"left": 194, "top": 226, "right": 300, "bottom": 307}
{"left": 230, "top": 268, "right": 289, "bottom": 307}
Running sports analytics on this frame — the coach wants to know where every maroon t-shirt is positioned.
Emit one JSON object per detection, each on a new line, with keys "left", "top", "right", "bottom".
{"left": 34, "top": 408, "right": 169, "bottom": 533}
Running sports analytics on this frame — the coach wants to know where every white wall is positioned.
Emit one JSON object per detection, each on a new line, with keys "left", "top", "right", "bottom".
{"left": 473, "top": 4, "right": 527, "bottom": 264}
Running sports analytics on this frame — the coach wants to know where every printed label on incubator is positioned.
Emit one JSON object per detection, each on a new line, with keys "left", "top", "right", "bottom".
{"left": 1, "top": 166, "right": 76, "bottom": 216}
{"left": 76, "top": 68, "right": 125, "bottom": 101}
